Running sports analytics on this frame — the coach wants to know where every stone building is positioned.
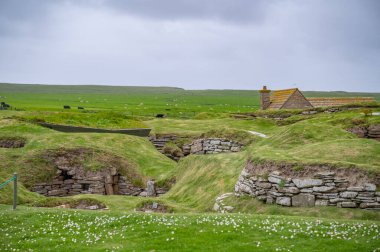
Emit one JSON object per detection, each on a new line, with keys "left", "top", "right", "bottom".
{"left": 259, "top": 86, "right": 375, "bottom": 110}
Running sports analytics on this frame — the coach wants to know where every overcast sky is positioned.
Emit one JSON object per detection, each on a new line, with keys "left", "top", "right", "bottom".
{"left": 0, "top": 0, "right": 379, "bottom": 92}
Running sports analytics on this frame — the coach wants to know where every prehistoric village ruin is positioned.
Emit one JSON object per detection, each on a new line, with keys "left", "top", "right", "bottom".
{"left": 1, "top": 1, "right": 379, "bottom": 249}
{"left": 1, "top": 84, "right": 379, "bottom": 213}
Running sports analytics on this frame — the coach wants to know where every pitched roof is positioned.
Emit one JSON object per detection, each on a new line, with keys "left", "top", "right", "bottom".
{"left": 308, "top": 97, "right": 375, "bottom": 107}
{"left": 268, "top": 88, "right": 298, "bottom": 109}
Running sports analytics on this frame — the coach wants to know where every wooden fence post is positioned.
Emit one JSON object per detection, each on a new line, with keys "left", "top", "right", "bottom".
{"left": 13, "top": 173, "right": 17, "bottom": 210}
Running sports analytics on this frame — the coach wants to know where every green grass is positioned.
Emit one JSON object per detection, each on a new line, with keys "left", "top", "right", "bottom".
{"left": 1, "top": 109, "right": 379, "bottom": 212}
{"left": 146, "top": 109, "right": 380, "bottom": 170}
{"left": 166, "top": 153, "right": 247, "bottom": 211}
{"left": 14, "top": 111, "right": 148, "bottom": 129}
{"left": 0, "top": 205, "right": 379, "bottom": 252}
{"left": 146, "top": 117, "right": 277, "bottom": 136}
{"left": 1, "top": 83, "right": 380, "bottom": 116}
{"left": 1, "top": 84, "right": 380, "bottom": 251}
{"left": 246, "top": 111, "right": 380, "bottom": 171}
{"left": 160, "top": 152, "right": 380, "bottom": 220}
{"left": 0, "top": 83, "right": 261, "bottom": 115}
{"left": 0, "top": 114, "right": 176, "bottom": 196}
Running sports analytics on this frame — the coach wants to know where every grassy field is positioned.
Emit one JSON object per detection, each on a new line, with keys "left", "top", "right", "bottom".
{"left": 0, "top": 205, "right": 379, "bottom": 252}
{"left": 1, "top": 83, "right": 380, "bottom": 116}
{"left": 1, "top": 109, "right": 379, "bottom": 213}
{"left": 1, "top": 84, "right": 380, "bottom": 251}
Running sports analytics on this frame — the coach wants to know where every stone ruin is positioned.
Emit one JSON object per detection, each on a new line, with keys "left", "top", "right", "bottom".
{"left": 234, "top": 161, "right": 380, "bottom": 210}
{"left": 32, "top": 166, "right": 167, "bottom": 197}
{"left": 31, "top": 148, "right": 167, "bottom": 197}
{"left": 32, "top": 165, "right": 144, "bottom": 197}
{"left": 150, "top": 135, "right": 243, "bottom": 161}
{"left": 185, "top": 138, "right": 242, "bottom": 155}
{"left": 349, "top": 124, "right": 380, "bottom": 141}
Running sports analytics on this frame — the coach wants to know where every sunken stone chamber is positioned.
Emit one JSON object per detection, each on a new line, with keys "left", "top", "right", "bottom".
{"left": 32, "top": 166, "right": 143, "bottom": 197}
{"left": 30, "top": 148, "right": 145, "bottom": 197}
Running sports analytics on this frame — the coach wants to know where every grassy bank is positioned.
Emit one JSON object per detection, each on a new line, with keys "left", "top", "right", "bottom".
{"left": 0, "top": 205, "right": 379, "bottom": 252}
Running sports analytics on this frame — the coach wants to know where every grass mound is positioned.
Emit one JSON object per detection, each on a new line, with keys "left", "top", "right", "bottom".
{"left": 162, "top": 141, "right": 184, "bottom": 157}
{"left": 14, "top": 111, "right": 148, "bottom": 129}
{"left": 19, "top": 147, "right": 144, "bottom": 189}
{"left": 0, "top": 116, "right": 177, "bottom": 205}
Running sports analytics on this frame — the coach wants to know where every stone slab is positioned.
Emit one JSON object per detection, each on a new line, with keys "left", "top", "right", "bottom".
{"left": 292, "top": 194, "right": 315, "bottom": 207}
{"left": 292, "top": 179, "right": 323, "bottom": 188}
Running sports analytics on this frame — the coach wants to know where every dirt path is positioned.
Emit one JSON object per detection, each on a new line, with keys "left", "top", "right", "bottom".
{"left": 247, "top": 131, "right": 268, "bottom": 138}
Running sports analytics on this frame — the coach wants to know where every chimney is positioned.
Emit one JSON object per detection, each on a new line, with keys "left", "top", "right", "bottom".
{"left": 259, "top": 85, "right": 271, "bottom": 110}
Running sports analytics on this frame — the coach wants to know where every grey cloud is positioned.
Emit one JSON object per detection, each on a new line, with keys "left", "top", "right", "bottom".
{"left": 0, "top": 0, "right": 64, "bottom": 38}
{"left": 0, "top": 0, "right": 379, "bottom": 91}
{"left": 102, "top": 0, "right": 269, "bottom": 23}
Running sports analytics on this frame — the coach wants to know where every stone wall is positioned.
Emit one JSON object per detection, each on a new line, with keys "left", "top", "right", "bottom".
{"left": 234, "top": 161, "right": 380, "bottom": 210}
{"left": 185, "top": 138, "right": 242, "bottom": 154}
{"left": 32, "top": 167, "right": 166, "bottom": 197}
{"left": 149, "top": 135, "right": 243, "bottom": 161}
{"left": 349, "top": 124, "right": 380, "bottom": 141}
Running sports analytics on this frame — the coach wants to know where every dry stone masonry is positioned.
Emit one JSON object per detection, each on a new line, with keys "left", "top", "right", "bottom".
{"left": 30, "top": 148, "right": 167, "bottom": 197}
{"left": 32, "top": 166, "right": 145, "bottom": 197}
{"left": 186, "top": 138, "right": 242, "bottom": 154}
{"left": 32, "top": 168, "right": 166, "bottom": 197}
{"left": 235, "top": 161, "right": 380, "bottom": 210}
{"left": 349, "top": 124, "right": 380, "bottom": 141}
{"left": 150, "top": 135, "right": 243, "bottom": 161}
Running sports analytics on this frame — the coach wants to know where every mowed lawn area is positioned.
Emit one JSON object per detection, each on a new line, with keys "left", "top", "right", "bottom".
{"left": 0, "top": 205, "right": 379, "bottom": 252}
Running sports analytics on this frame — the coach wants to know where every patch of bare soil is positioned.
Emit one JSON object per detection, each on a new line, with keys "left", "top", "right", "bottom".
{"left": 137, "top": 202, "right": 170, "bottom": 213}
{"left": 34, "top": 198, "right": 107, "bottom": 210}
{"left": 0, "top": 136, "right": 26, "bottom": 148}
{"left": 56, "top": 201, "right": 108, "bottom": 210}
